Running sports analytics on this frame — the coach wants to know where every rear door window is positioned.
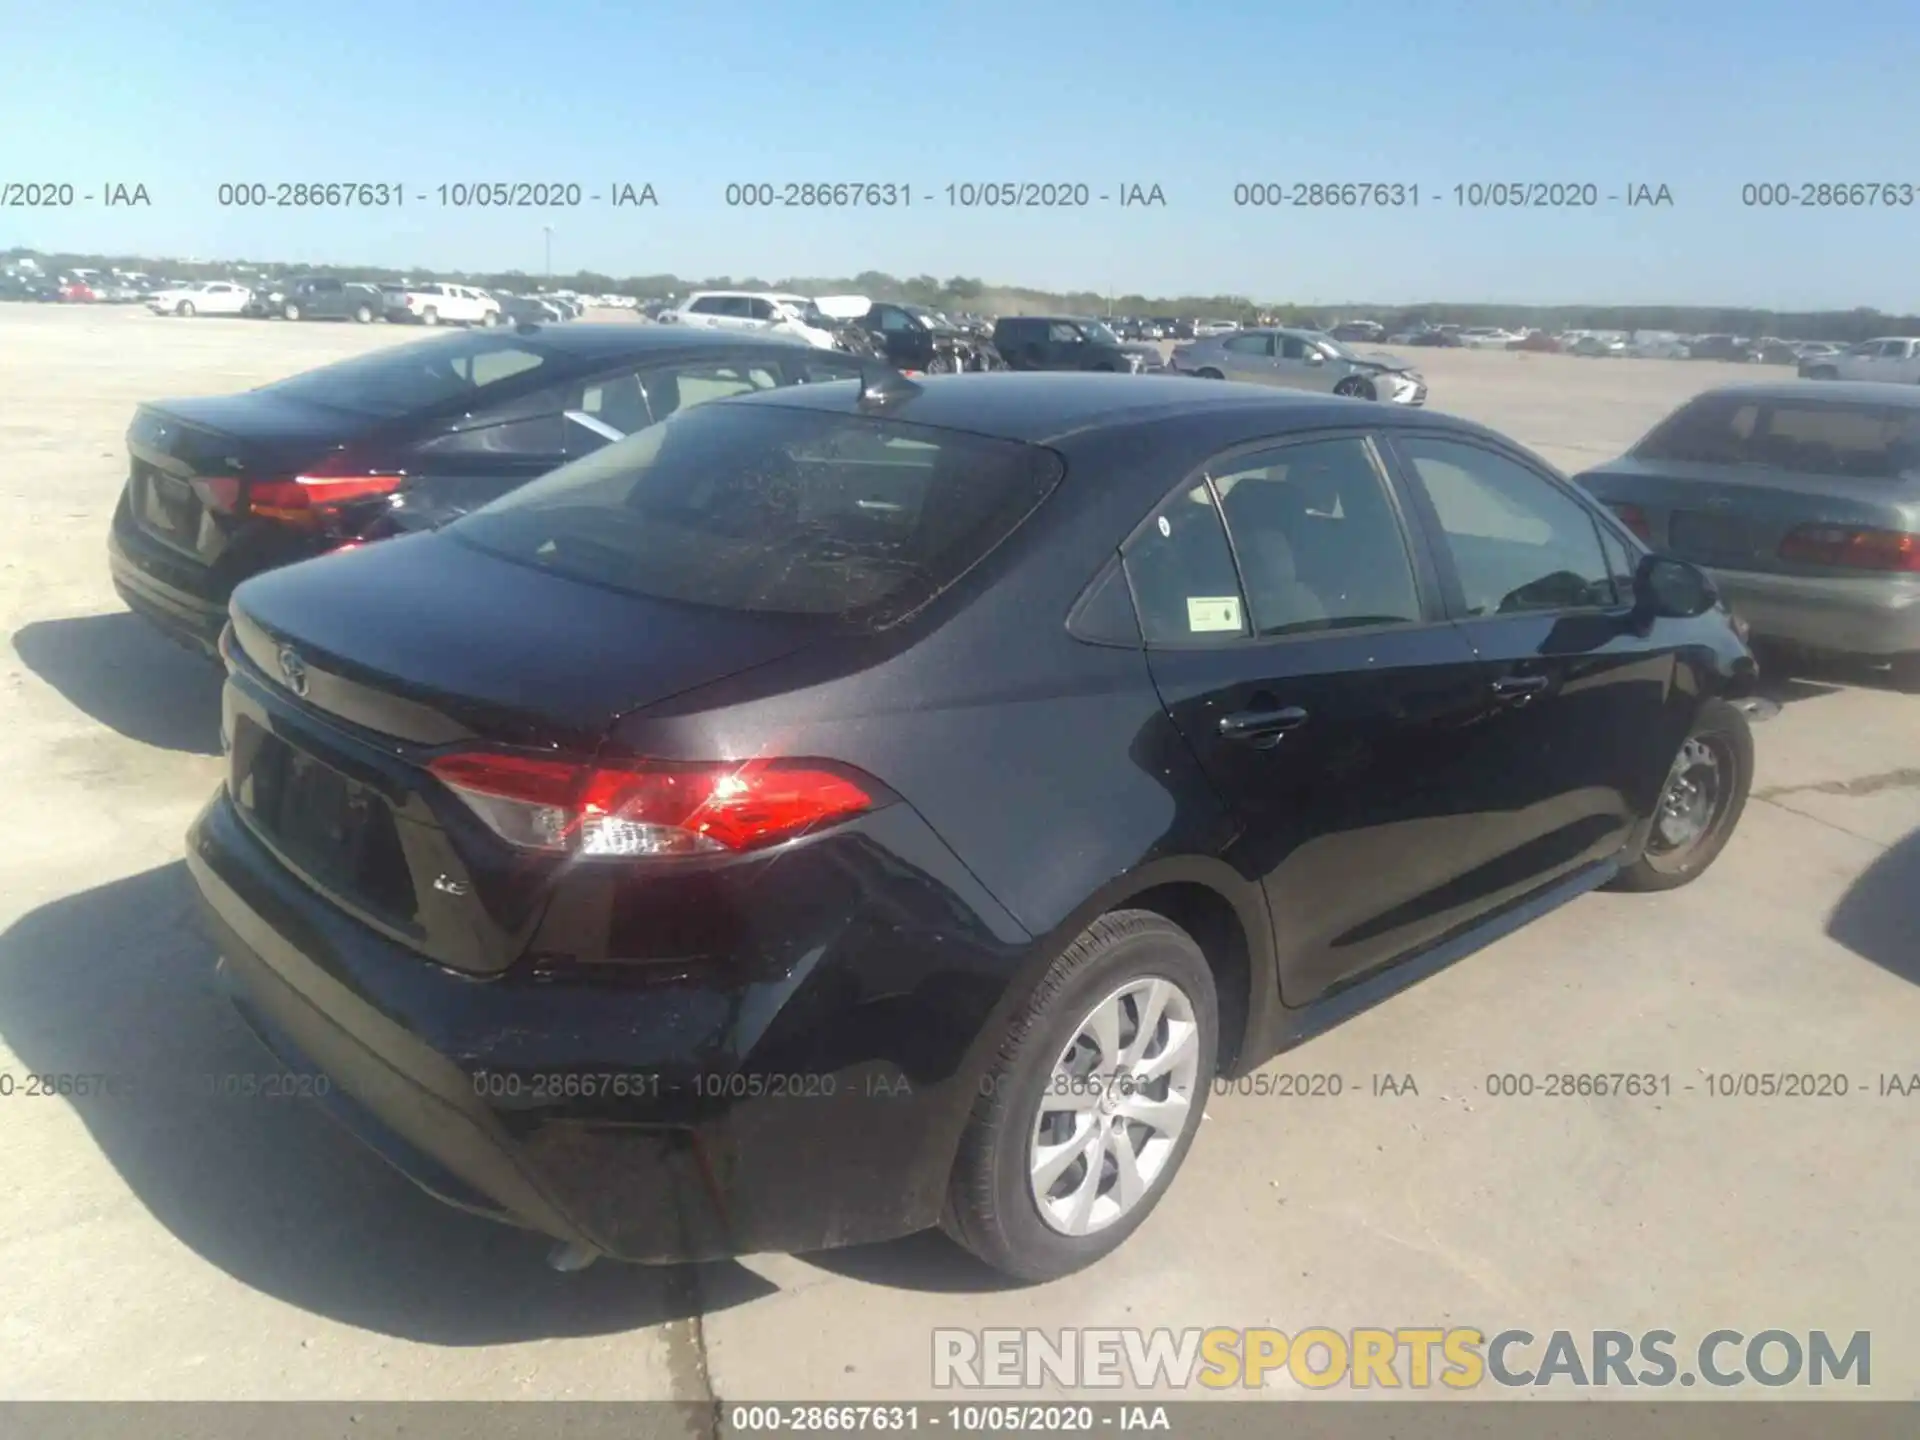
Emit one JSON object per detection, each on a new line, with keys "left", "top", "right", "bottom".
{"left": 449, "top": 402, "right": 1063, "bottom": 623}
{"left": 1210, "top": 438, "right": 1422, "bottom": 635}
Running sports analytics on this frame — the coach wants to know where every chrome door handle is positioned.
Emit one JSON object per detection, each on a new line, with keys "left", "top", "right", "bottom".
{"left": 1219, "top": 705, "right": 1310, "bottom": 741}
{"left": 1490, "top": 674, "right": 1550, "bottom": 704}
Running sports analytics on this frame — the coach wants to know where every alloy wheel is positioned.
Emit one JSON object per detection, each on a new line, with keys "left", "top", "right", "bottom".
{"left": 1028, "top": 976, "right": 1201, "bottom": 1237}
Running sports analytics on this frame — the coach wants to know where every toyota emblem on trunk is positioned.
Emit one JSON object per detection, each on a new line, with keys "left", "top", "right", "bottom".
{"left": 277, "top": 645, "right": 309, "bottom": 696}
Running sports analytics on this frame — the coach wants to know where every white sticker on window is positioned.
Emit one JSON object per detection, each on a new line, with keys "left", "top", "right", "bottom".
{"left": 1187, "top": 596, "right": 1242, "bottom": 633}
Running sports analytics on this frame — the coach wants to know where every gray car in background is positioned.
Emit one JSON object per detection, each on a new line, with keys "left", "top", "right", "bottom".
{"left": 1575, "top": 381, "right": 1920, "bottom": 689}
{"left": 1169, "top": 327, "right": 1427, "bottom": 405}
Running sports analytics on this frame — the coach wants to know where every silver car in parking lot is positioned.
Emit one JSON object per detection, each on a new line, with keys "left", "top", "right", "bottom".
{"left": 1169, "top": 327, "right": 1427, "bottom": 405}
{"left": 1575, "top": 381, "right": 1920, "bottom": 689}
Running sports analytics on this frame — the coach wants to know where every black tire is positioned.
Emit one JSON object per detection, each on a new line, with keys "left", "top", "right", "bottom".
{"left": 943, "top": 909, "right": 1218, "bottom": 1283}
{"left": 1196, "top": 367, "right": 1224, "bottom": 380}
{"left": 1334, "top": 376, "right": 1377, "bottom": 400}
{"left": 480, "top": 310, "right": 500, "bottom": 327}
{"left": 1606, "top": 698, "right": 1753, "bottom": 893}
{"left": 177, "top": 301, "right": 195, "bottom": 317}
{"left": 421, "top": 307, "right": 440, "bottom": 326}
{"left": 1806, "top": 365, "right": 1838, "bottom": 380}
{"left": 353, "top": 303, "right": 373, "bottom": 324}
{"left": 282, "top": 302, "right": 301, "bottom": 322}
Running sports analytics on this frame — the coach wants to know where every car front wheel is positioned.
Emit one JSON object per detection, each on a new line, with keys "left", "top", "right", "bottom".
{"left": 944, "top": 910, "right": 1217, "bottom": 1282}
{"left": 1606, "top": 698, "right": 1753, "bottom": 892}
{"left": 1334, "top": 375, "right": 1378, "bottom": 400}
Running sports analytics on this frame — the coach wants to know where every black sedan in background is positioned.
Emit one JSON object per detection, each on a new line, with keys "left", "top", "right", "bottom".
{"left": 188, "top": 372, "right": 1759, "bottom": 1282}
{"left": 109, "top": 326, "right": 867, "bottom": 655}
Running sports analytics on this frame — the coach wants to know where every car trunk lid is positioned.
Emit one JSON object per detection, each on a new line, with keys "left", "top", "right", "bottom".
{"left": 224, "top": 531, "right": 824, "bottom": 972}
{"left": 1578, "top": 457, "right": 1920, "bottom": 576}
{"left": 125, "top": 397, "right": 391, "bottom": 565}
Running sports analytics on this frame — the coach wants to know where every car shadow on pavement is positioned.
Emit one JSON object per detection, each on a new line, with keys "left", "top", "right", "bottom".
{"left": 1826, "top": 826, "right": 1920, "bottom": 986}
{"left": 0, "top": 862, "right": 776, "bottom": 1342}
{"left": 798, "top": 1229, "right": 1019, "bottom": 1293}
{"left": 13, "top": 613, "right": 223, "bottom": 756}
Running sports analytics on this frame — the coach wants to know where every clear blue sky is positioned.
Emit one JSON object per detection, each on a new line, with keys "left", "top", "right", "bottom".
{"left": 4, "top": 0, "right": 1917, "bottom": 307}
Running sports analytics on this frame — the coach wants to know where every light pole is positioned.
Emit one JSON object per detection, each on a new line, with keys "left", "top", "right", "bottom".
{"left": 542, "top": 225, "right": 554, "bottom": 280}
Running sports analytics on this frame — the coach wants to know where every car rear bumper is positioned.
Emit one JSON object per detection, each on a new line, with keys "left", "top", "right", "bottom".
{"left": 1709, "top": 568, "right": 1920, "bottom": 659}
{"left": 109, "top": 507, "right": 227, "bottom": 657}
{"left": 185, "top": 783, "right": 1027, "bottom": 1263}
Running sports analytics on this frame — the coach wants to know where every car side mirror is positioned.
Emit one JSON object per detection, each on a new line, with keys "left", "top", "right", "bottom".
{"left": 1632, "top": 553, "right": 1716, "bottom": 622}
{"left": 1304, "top": 352, "right": 1324, "bottom": 365}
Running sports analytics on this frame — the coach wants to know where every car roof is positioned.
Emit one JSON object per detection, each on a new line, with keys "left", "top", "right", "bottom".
{"left": 505, "top": 323, "right": 814, "bottom": 362}
{"left": 1691, "top": 379, "right": 1920, "bottom": 408}
{"left": 715, "top": 371, "right": 1499, "bottom": 447}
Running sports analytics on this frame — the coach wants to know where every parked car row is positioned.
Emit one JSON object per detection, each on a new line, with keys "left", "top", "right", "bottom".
{"left": 131, "top": 275, "right": 589, "bottom": 326}
{"left": 108, "top": 321, "right": 1775, "bottom": 1286}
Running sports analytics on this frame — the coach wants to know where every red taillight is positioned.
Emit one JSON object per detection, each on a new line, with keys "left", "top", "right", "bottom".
{"left": 1608, "top": 502, "right": 1653, "bottom": 543}
{"left": 1777, "top": 525, "right": 1920, "bottom": 572}
{"left": 249, "top": 467, "right": 405, "bottom": 526}
{"left": 427, "top": 752, "right": 875, "bottom": 856}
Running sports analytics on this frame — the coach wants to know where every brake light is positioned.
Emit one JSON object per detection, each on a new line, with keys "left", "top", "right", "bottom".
{"left": 427, "top": 752, "right": 875, "bottom": 856}
{"left": 1608, "top": 502, "right": 1653, "bottom": 543}
{"left": 249, "top": 452, "right": 405, "bottom": 526}
{"left": 1777, "top": 525, "right": 1920, "bottom": 572}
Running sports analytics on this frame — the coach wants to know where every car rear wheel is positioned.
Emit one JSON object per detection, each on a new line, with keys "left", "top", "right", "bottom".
{"left": 421, "top": 307, "right": 440, "bottom": 326}
{"left": 1806, "top": 365, "right": 1838, "bottom": 380}
{"left": 1606, "top": 698, "right": 1752, "bottom": 892}
{"left": 353, "top": 304, "right": 373, "bottom": 323}
{"left": 1334, "top": 376, "right": 1378, "bottom": 400}
{"left": 177, "top": 301, "right": 195, "bottom": 317}
{"left": 943, "top": 909, "right": 1217, "bottom": 1282}
{"left": 282, "top": 302, "right": 301, "bottom": 321}
{"left": 1196, "top": 367, "right": 1224, "bottom": 380}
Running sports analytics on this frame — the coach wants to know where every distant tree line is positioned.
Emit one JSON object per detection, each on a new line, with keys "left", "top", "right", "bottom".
{"left": 8, "top": 247, "right": 1915, "bottom": 342}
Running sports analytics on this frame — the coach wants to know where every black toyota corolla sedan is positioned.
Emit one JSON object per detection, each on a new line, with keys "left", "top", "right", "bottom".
{"left": 109, "top": 325, "right": 866, "bottom": 656}
{"left": 187, "top": 372, "right": 1760, "bottom": 1281}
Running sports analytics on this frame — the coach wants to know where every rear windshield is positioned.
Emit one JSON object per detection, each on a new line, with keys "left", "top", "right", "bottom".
{"left": 449, "top": 398, "right": 1064, "bottom": 624}
{"left": 254, "top": 333, "right": 552, "bottom": 418}
{"left": 1634, "top": 396, "right": 1920, "bottom": 480}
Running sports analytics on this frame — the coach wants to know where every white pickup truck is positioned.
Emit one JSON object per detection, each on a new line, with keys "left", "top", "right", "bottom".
{"left": 382, "top": 281, "right": 502, "bottom": 327}
{"left": 1801, "top": 336, "right": 1920, "bottom": 383}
